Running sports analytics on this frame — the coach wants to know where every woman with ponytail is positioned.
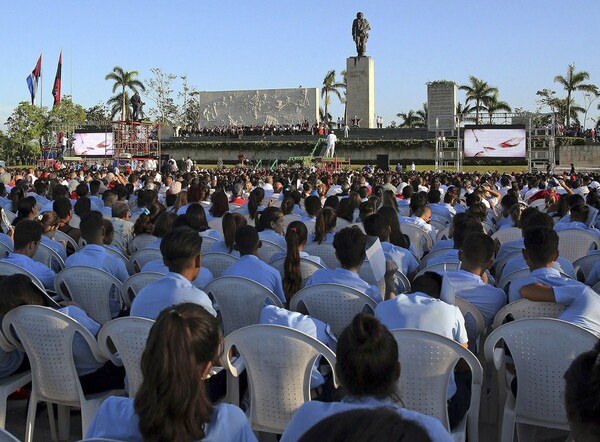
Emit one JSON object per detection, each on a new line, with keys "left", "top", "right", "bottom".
{"left": 257, "top": 206, "right": 286, "bottom": 248}
{"left": 245, "top": 187, "right": 265, "bottom": 223}
{"left": 281, "top": 313, "right": 452, "bottom": 442}
{"left": 210, "top": 212, "right": 247, "bottom": 257}
{"left": 309, "top": 207, "right": 337, "bottom": 244}
{"left": 86, "top": 303, "right": 255, "bottom": 441}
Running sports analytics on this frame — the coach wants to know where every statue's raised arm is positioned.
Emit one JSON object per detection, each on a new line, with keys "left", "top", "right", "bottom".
{"left": 351, "top": 12, "right": 371, "bottom": 57}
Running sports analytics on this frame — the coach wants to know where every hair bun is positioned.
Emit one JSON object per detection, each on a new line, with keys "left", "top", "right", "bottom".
{"left": 352, "top": 313, "right": 381, "bottom": 345}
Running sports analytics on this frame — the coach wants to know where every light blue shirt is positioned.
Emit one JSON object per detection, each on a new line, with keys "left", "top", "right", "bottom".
{"left": 508, "top": 267, "right": 575, "bottom": 303}
{"left": 305, "top": 268, "right": 382, "bottom": 303}
{"left": 86, "top": 396, "right": 257, "bottom": 442}
{"left": 131, "top": 272, "right": 216, "bottom": 319}
{"left": 222, "top": 255, "right": 285, "bottom": 304}
{"left": 307, "top": 232, "right": 335, "bottom": 244}
{"left": 381, "top": 241, "right": 419, "bottom": 276}
{"left": 142, "top": 260, "right": 214, "bottom": 290}
{"left": 430, "top": 238, "right": 453, "bottom": 253}
{"left": 555, "top": 221, "right": 600, "bottom": 240}
{"left": 502, "top": 255, "right": 575, "bottom": 280}
{"left": 280, "top": 396, "right": 452, "bottom": 442}
{"left": 3, "top": 252, "right": 56, "bottom": 290}
{"left": 269, "top": 250, "right": 325, "bottom": 268}
{"left": 259, "top": 228, "right": 287, "bottom": 249}
{"left": 59, "top": 305, "right": 103, "bottom": 376}
{"left": 496, "top": 237, "right": 524, "bottom": 263}
{"left": 41, "top": 235, "right": 67, "bottom": 262}
{"left": 553, "top": 285, "right": 600, "bottom": 337}
{"left": 210, "top": 240, "right": 241, "bottom": 257}
{"left": 200, "top": 229, "right": 222, "bottom": 241}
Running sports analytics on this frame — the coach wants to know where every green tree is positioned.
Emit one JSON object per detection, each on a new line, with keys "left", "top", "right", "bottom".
{"left": 105, "top": 66, "right": 145, "bottom": 120}
{"left": 85, "top": 103, "right": 110, "bottom": 123}
{"left": 47, "top": 96, "right": 86, "bottom": 130}
{"left": 554, "top": 64, "right": 597, "bottom": 127}
{"left": 459, "top": 76, "right": 499, "bottom": 124}
{"left": 321, "top": 70, "right": 344, "bottom": 126}
{"left": 146, "top": 68, "right": 178, "bottom": 124}
{"left": 396, "top": 110, "right": 420, "bottom": 128}
{"left": 415, "top": 103, "right": 428, "bottom": 128}
{"left": 485, "top": 92, "right": 511, "bottom": 123}
{"left": 5, "top": 102, "right": 48, "bottom": 164}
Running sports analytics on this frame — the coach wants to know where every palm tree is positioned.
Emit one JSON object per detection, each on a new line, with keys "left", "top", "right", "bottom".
{"left": 554, "top": 64, "right": 596, "bottom": 127}
{"left": 415, "top": 103, "right": 428, "bottom": 128}
{"left": 396, "top": 110, "right": 420, "bottom": 128}
{"left": 459, "top": 76, "right": 498, "bottom": 124}
{"left": 321, "top": 70, "right": 344, "bottom": 126}
{"left": 485, "top": 92, "right": 511, "bottom": 123}
{"left": 105, "top": 66, "right": 146, "bottom": 121}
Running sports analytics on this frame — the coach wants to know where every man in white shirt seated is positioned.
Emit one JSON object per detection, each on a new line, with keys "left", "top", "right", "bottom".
{"left": 3, "top": 220, "right": 56, "bottom": 291}
{"left": 110, "top": 202, "right": 134, "bottom": 255}
{"left": 222, "top": 225, "right": 286, "bottom": 304}
{"left": 131, "top": 226, "right": 216, "bottom": 319}
{"left": 427, "top": 189, "right": 455, "bottom": 220}
{"left": 65, "top": 211, "right": 129, "bottom": 317}
{"left": 554, "top": 203, "right": 600, "bottom": 240}
{"left": 304, "top": 226, "right": 384, "bottom": 303}
{"left": 399, "top": 193, "right": 437, "bottom": 248}
{"left": 100, "top": 190, "right": 118, "bottom": 218}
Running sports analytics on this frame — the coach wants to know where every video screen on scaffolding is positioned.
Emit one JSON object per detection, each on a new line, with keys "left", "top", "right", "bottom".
{"left": 463, "top": 125, "right": 526, "bottom": 158}
{"left": 73, "top": 132, "right": 114, "bottom": 156}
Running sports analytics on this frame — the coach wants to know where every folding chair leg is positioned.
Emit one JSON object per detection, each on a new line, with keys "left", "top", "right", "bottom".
{"left": 57, "top": 404, "right": 70, "bottom": 440}
{"left": 24, "top": 394, "right": 38, "bottom": 442}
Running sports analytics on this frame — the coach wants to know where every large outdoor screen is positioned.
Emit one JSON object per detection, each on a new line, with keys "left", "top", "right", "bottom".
{"left": 73, "top": 132, "right": 113, "bottom": 156}
{"left": 463, "top": 125, "right": 526, "bottom": 158}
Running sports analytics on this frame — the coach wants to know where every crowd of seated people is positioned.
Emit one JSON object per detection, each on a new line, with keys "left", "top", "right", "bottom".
{"left": 173, "top": 121, "right": 313, "bottom": 138}
{"left": 2, "top": 161, "right": 600, "bottom": 440}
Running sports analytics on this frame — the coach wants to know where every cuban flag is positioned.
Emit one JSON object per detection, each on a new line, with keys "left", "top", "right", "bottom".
{"left": 26, "top": 54, "right": 42, "bottom": 105}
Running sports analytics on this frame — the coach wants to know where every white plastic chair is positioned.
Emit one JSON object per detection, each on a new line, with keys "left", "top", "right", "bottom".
{"left": 491, "top": 227, "right": 522, "bottom": 245}
{"left": 201, "top": 252, "right": 239, "bottom": 278}
{"left": 2, "top": 306, "right": 122, "bottom": 442}
{"left": 0, "top": 429, "right": 19, "bottom": 442}
{"left": 257, "top": 239, "right": 285, "bottom": 264}
{"left": 391, "top": 329, "right": 483, "bottom": 441}
{"left": 268, "top": 256, "right": 325, "bottom": 291}
{"left": 492, "top": 298, "right": 565, "bottom": 329}
{"left": 121, "top": 272, "right": 163, "bottom": 307}
{"left": 496, "top": 268, "right": 531, "bottom": 292}
{"left": 207, "top": 217, "right": 224, "bottom": 236}
{"left": 2, "top": 211, "right": 15, "bottom": 224}
{"left": 528, "top": 199, "right": 546, "bottom": 211}
{"left": 437, "top": 225, "right": 450, "bottom": 242}
{"left": 128, "top": 248, "right": 162, "bottom": 273}
{"left": 204, "top": 276, "right": 282, "bottom": 336}
{"left": 494, "top": 251, "right": 522, "bottom": 280}
{"left": 54, "top": 266, "right": 123, "bottom": 325}
{"left": 221, "top": 324, "right": 338, "bottom": 434}
{"left": 303, "top": 242, "right": 339, "bottom": 269}
{"left": 290, "top": 283, "right": 377, "bottom": 337}
{"left": 557, "top": 229, "right": 600, "bottom": 263}
{"left": 129, "top": 234, "right": 157, "bottom": 253}
{"left": 455, "top": 295, "right": 486, "bottom": 355}
{"left": 0, "top": 244, "right": 10, "bottom": 260}
{"left": 482, "top": 220, "right": 496, "bottom": 235}
{"left": 357, "top": 260, "right": 410, "bottom": 296}
{"left": 32, "top": 242, "right": 65, "bottom": 273}
{"left": 333, "top": 217, "right": 352, "bottom": 232}
{"left": 420, "top": 245, "right": 454, "bottom": 270}
{"left": 484, "top": 318, "right": 598, "bottom": 442}
{"left": 53, "top": 230, "right": 79, "bottom": 253}
{"left": 283, "top": 213, "right": 302, "bottom": 230}
{"left": 572, "top": 250, "right": 600, "bottom": 282}
{"left": 0, "top": 261, "right": 59, "bottom": 307}
{"left": 200, "top": 235, "right": 218, "bottom": 255}
{"left": 97, "top": 317, "right": 154, "bottom": 398}
{"left": 0, "top": 330, "right": 32, "bottom": 428}
{"left": 399, "top": 223, "right": 434, "bottom": 258}
{"left": 102, "top": 245, "right": 131, "bottom": 275}
{"left": 414, "top": 261, "right": 460, "bottom": 279}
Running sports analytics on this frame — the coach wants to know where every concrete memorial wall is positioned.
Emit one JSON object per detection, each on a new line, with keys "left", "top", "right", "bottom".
{"left": 199, "top": 88, "right": 319, "bottom": 128}
{"left": 427, "top": 82, "right": 457, "bottom": 131}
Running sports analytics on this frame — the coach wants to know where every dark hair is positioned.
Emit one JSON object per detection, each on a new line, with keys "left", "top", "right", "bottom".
{"left": 89, "top": 180, "right": 101, "bottom": 195}
{"left": 304, "top": 195, "right": 322, "bottom": 217}
{"left": 358, "top": 200, "right": 377, "bottom": 221}
{"left": 363, "top": 213, "right": 388, "bottom": 240}
{"left": 53, "top": 197, "right": 72, "bottom": 220}
{"left": 13, "top": 219, "right": 43, "bottom": 250}
{"left": 466, "top": 201, "right": 488, "bottom": 223}
{"left": 79, "top": 211, "right": 104, "bottom": 243}
{"left": 283, "top": 221, "right": 308, "bottom": 304}
{"left": 160, "top": 226, "right": 202, "bottom": 273}
{"left": 186, "top": 203, "right": 210, "bottom": 232}
{"left": 209, "top": 191, "right": 229, "bottom": 218}
{"left": 381, "top": 190, "right": 399, "bottom": 212}
{"left": 13, "top": 196, "right": 37, "bottom": 225}
{"left": 427, "top": 189, "right": 442, "bottom": 204}
{"left": 411, "top": 271, "right": 443, "bottom": 299}
{"left": 0, "top": 273, "right": 48, "bottom": 315}
{"left": 135, "top": 303, "right": 221, "bottom": 442}
{"left": 336, "top": 313, "right": 400, "bottom": 398}
{"left": 378, "top": 206, "right": 411, "bottom": 250}
{"left": 460, "top": 232, "right": 494, "bottom": 267}
{"left": 324, "top": 195, "right": 340, "bottom": 210}
{"left": 247, "top": 187, "right": 265, "bottom": 221}
{"left": 519, "top": 208, "right": 553, "bottom": 230}
{"left": 298, "top": 408, "right": 433, "bottom": 442}
{"left": 75, "top": 182, "right": 89, "bottom": 198}
{"left": 73, "top": 197, "right": 91, "bottom": 217}
{"left": 314, "top": 207, "right": 337, "bottom": 244}
{"left": 152, "top": 212, "right": 178, "bottom": 238}
{"left": 186, "top": 184, "right": 202, "bottom": 203}
{"left": 335, "top": 198, "right": 354, "bottom": 223}
{"left": 570, "top": 203, "right": 589, "bottom": 223}
{"left": 222, "top": 212, "right": 247, "bottom": 253}
{"left": 280, "top": 197, "right": 294, "bottom": 215}
{"left": 133, "top": 204, "right": 165, "bottom": 235}
{"left": 333, "top": 226, "right": 366, "bottom": 269}
{"left": 235, "top": 225, "right": 260, "bottom": 254}
{"left": 9, "top": 186, "right": 25, "bottom": 213}
{"left": 452, "top": 215, "right": 483, "bottom": 249}
{"left": 257, "top": 206, "right": 283, "bottom": 232}
{"left": 523, "top": 227, "right": 558, "bottom": 266}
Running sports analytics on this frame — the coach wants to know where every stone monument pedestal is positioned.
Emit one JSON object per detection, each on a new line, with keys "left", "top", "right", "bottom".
{"left": 346, "top": 56, "right": 375, "bottom": 129}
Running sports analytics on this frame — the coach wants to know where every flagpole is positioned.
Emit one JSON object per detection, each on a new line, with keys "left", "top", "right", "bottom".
{"left": 40, "top": 52, "right": 43, "bottom": 109}
{"left": 69, "top": 47, "right": 72, "bottom": 100}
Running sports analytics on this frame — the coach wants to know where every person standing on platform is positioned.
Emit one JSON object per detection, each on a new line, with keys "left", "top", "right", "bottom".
{"left": 344, "top": 124, "right": 349, "bottom": 139}
{"left": 325, "top": 130, "right": 338, "bottom": 158}
{"left": 131, "top": 92, "right": 142, "bottom": 121}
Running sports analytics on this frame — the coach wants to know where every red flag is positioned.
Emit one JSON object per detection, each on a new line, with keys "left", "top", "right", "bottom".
{"left": 52, "top": 51, "right": 62, "bottom": 108}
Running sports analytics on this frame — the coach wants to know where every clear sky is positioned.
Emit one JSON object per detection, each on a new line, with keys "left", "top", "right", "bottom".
{"left": 1, "top": 0, "right": 599, "bottom": 130}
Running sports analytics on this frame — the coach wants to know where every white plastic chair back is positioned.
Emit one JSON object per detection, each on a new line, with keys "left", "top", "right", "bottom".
{"left": 455, "top": 295, "right": 486, "bottom": 354}
{"left": 268, "top": 257, "right": 325, "bottom": 291}
{"left": 415, "top": 261, "right": 460, "bottom": 279}
{"left": 32, "top": 242, "right": 65, "bottom": 272}
{"left": 392, "top": 329, "right": 483, "bottom": 437}
{"left": 2, "top": 211, "right": 16, "bottom": 224}
{"left": 333, "top": 217, "right": 351, "bottom": 232}
{"left": 430, "top": 219, "right": 446, "bottom": 232}
{"left": 129, "top": 248, "right": 162, "bottom": 273}
{"left": 3, "top": 306, "right": 118, "bottom": 441}
{"left": 201, "top": 252, "right": 239, "bottom": 278}
{"left": 129, "top": 234, "right": 158, "bottom": 254}
{"left": 54, "top": 266, "right": 123, "bottom": 325}
{"left": 290, "top": 283, "right": 377, "bottom": 337}
{"left": 358, "top": 260, "right": 384, "bottom": 295}
{"left": 207, "top": 217, "right": 224, "bottom": 236}
{"left": 492, "top": 298, "right": 566, "bottom": 329}
{"left": 484, "top": 318, "right": 598, "bottom": 439}
{"left": 0, "top": 261, "right": 56, "bottom": 305}
{"left": 97, "top": 317, "right": 154, "bottom": 398}
{"left": 399, "top": 223, "right": 433, "bottom": 258}
{"left": 573, "top": 250, "right": 600, "bottom": 282}
{"left": 257, "top": 239, "right": 285, "bottom": 264}
{"left": 283, "top": 213, "right": 302, "bottom": 230}
{"left": 420, "top": 246, "right": 453, "bottom": 270}
{"left": 482, "top": 221, "right": 496, "bottom": 235}
{"left": 204, "top": 276, "right": 282, "bottom": 336}
{"left": 200, "top": 235, "right": 218, "bottom": 255}
{"left": 53, "top": 230, "right": 79, "bottom": 252}
{"left": 102, "top": 245, "right": 131, "bottom": 275}
{"left": 121, "top": 272, "right": 163, "bottom": 307}
{"left": 557, "top": 229, "right": 600, "bottom": 262}
{"left": 0, "top": 330, "right": 32, "bottom": 428}
{"left": 437, "top": 225, "right": 450, "bottom": 242}
{"left": 496, "top": 268, "right": 531, "bottom": 292}
{"left": 529, "top": 199, "right": 546, "bottom": 211}
{"left": 303, "top": 242, "right": 339, "bottom": 269}
{"left": 0, "top": 244, "right": 10, "bottom": 260}
{"left": 491, "top": 227, "right": 522, "bottom": 245}
{"left": 0, "top": 428, "right": 20, "bottom": 442}
{"left": 494, "top": 251, "right": 522, "bottom": 279}
{"left": 222, "top": 324, "right": 338, "bottom": 434}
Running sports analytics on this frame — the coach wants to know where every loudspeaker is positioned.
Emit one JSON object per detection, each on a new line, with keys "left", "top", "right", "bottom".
{"left": 377, "top": 154, "right": 389, "bottom": 171}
